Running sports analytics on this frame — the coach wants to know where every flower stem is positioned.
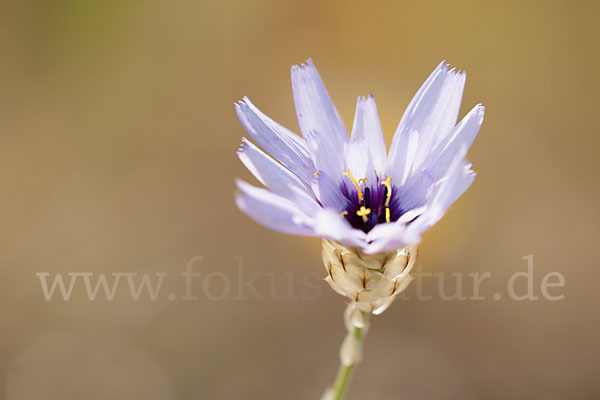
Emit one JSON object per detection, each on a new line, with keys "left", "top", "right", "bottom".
{"left": 329, "top": 311, "right": 369, "bottom": 400}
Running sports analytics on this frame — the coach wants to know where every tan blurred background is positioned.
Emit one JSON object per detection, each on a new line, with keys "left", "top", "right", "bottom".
{"left": 1, "top": 0, "right": 599, "bottom": 399}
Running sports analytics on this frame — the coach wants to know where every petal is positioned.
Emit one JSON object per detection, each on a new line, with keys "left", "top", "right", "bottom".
{"left": 438, "top": 162, "right": 476, "bottom": 212}
{"left": 286, "top": 184, "right": 323, "bottom": 216}
{"left": 411, "top": 145, "right": 476, "bottom": 233}
{"left": 311, "top": 171, "right": 351, "bottom": 212}
{"left": 364, "top": 222, "right": 421, "bottom": 254}
{"left": 235, "top": 98, "right": 315, "bottom": 183}
{"left": 236, "top": 180, "right": 367, "bottom": 247}
{"left": 304, "top": 129, "right": 345, "bottom": 182}
{"left": 237, "top": 138, "right": 312, "bottom": 196}
{"left": 344, "top": 139, "right": 377, "bottom": 194}
{"left": 392, "top": 169, "right": 436, "bottom": 213}
{"left": 313, "top": 209, "right": 367, "bottom": 247}
{"left": 350, "top": 95, "right": 387, "bottom": 174}
{"left": 421, "top": 104, "right": 484, "bottom": 181}
{"left": 235, "top": 180, "right": 315, "bottom": 236}
{"left": 387, "top": 61, "right": 466, "bottom": 174}
{"left": 384, "top": 127, "right": 419, "bottom": 185}
{"left": 291, "top": 59, "right": 348, "bottom": 150}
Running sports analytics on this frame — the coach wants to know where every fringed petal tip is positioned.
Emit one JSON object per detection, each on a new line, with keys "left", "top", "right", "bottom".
{"left": 236, "top": 137, "right": 250, "bottom": 153}
{"left": 438, "top": 60, "right": 467, "bottom": 78}
{"left": 291, "top": 58, "right": 315, "bottom": 72}
{"left": 233, "top": 96, "right": 250, "bottom": 111}
{"left": 356, "top": 93, "right": 375, "bottom": 103}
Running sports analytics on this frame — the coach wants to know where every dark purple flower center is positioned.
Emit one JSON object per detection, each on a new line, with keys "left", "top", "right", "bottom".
{"left": 340, "top": 175, "right": 408, "bottom": 233}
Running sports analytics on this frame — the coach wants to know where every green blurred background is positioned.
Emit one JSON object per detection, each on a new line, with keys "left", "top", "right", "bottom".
{"left": 1, "top": 0, "right": 599, "bottom": 399}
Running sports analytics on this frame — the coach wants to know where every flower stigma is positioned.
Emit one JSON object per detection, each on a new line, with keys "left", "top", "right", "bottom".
{"left": 356, "top": 206, "right": 371, "bottom": 223}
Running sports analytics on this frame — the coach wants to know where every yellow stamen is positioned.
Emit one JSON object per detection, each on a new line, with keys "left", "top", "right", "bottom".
{"left": 381, "top": 176, "right": 392, "bottom": 208}
{"left": 314, "top": 171, "right": 319, "bottom": 177}
{"left": 340, "top": 211, "right": 348, "bottom": 216}
{"left": 358, "top": 178, "right": 369, "bottom": 187}
{"left": 343, "top": 167, "right": 363, "bottom": 202}
{"left": 356, "top": 206, "right": 371, "bottom": 223}
{"left": 385, "top": 207, "right": 391, "bottom": 223}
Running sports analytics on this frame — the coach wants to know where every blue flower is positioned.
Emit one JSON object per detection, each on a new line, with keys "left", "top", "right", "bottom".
{"left": 235, "top": 60, "right": 484, "bottom": 254}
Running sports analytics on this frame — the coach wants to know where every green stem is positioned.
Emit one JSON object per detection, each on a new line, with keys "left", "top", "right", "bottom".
{"left": 331, "top": 311, "right": 369, "bottom": 400}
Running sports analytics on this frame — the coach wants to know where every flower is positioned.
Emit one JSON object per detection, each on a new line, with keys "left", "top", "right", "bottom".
{"left": 235, "top": 61, "right": 486, "bottom": 397}
{"left": 235, "top": 59, "right": 484, "bottom": 255}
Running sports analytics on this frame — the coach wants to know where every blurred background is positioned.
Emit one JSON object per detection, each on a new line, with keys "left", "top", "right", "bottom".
{"left": 1, "top": 0, "right": 599, "bottom": 399}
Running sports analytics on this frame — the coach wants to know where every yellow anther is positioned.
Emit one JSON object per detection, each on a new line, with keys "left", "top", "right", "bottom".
{"left": 314, "top": 171, "right": 319, "bottom": 177}
{"left": 340, "top": 211, "right": 348, "bottom": 216}
{"left": 343, "top": 167, "right": 363, "bottom": 202}
{"left": 356, "top": 206, "right": 371, "bottom": 223}
{"left": 358, "top": 178, "right": 369, "bottom": 187}
{"left": 381, "top": 176, "right": 392, "bottom": 208}
{"left": 385, "top": 207, "right": 391, "bottom": 223}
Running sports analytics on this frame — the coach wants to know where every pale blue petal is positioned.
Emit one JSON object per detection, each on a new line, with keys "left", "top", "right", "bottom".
{"left": 387, "top": 61, "right": 466, "bottom": 175}
{"left": 313, "top": 209, "right": 367, "bottom": 247}
{"left": 235, "top": 180, "right": 315, "bottom": 236}
{"left": 445, "top": 163, "right": 476, "bottom": 207}
{"left": 384, "top": 127, "right": 419, "bottom": 185}
{"left": 286, "top": 184, "right": 323, "bottom": 216}
{"left": 350, "top": 95, "right": 386, "bottom": 174}
{"left": 364, "top": 221, "right": 421, "bottom": 254}
{"left": 237, "top": 138, "right": 313, "bottom": 197}
{"left": 410, "top": 145, "right": 476, "bottom": 234}
{"left": 421, "top": 105, "right": 484, "bottom": 181}
{"left": 311, "top": 171, "right": 351, "bottom": 212}
{"left": 344, "top": 139, "right": 376, "bottom": 194}
{"left": 235, "top": 98, "right": 316, "bottom": 183}
{"left": 304, "top": 129, "right": 345, "bottom": 182}
{"left": 392, "top": 169, "right": 436, "bottom": 212}
{"left": 291, "top": 59, "right": 348, "bottom": 152}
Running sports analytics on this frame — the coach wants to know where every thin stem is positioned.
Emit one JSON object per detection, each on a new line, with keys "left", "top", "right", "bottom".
{"left": 330, "top": 311, "right": 369, "bottom": 400}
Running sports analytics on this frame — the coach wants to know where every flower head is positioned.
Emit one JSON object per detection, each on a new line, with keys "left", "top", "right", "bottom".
{"left": 235, "top": 59, "right": 484, "bottom": 254}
